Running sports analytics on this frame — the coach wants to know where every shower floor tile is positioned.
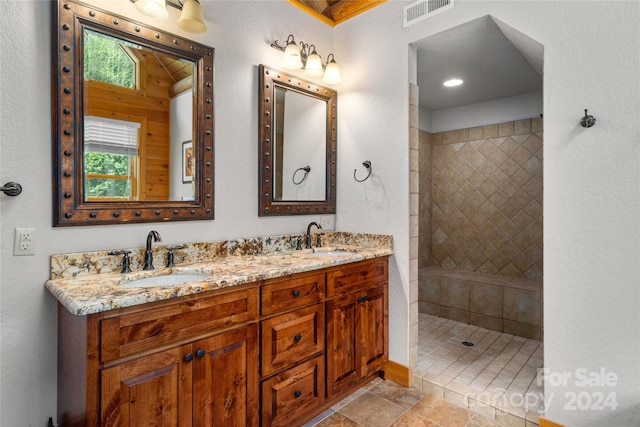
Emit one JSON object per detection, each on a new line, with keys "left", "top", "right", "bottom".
{"left": 414, "top": 313, "right": 544, "bottom": 424}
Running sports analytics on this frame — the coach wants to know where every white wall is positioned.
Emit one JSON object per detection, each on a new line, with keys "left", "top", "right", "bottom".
{"left": 2, "top": 1, "right": 639, "bottom": 426}
{"left": 427, "top": 90, "right": 543, "bottom": 133}
{"left": 335, "top": 1, "right": 640, "bottom": 425}
{"left": 170, "top": 91, "right": 195, "bottom": 201}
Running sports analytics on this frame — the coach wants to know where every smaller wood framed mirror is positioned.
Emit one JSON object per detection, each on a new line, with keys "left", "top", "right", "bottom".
{"left": 258, "top": 65, "right": 337, "bottom": 216}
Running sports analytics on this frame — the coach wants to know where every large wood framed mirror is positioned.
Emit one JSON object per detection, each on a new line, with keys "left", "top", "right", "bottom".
{"left": 258, "top": 65, "right": 337, "bottom": 216}
{"left": 52, "top": 0, "right": 214, "bottom": 226}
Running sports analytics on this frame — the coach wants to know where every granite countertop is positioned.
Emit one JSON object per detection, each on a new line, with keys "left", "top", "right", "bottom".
{"left": 45, "top": 232, "right": 393, "bottom": 316}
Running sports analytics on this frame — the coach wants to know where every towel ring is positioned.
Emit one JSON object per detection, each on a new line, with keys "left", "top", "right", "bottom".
{"left": 292, "top": 166, "right": 311, "bottom": 185}
{"left": 354, "top": 161, "right": 372, "bottom": 182}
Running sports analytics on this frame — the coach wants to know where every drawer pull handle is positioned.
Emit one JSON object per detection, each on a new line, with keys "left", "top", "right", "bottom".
{"left": 293, "top": 289, "right": 301, "bottom": 297}
{"left": 294, "top": 390, "right": 302, "bottom": 398}
{"left": 196, "top": 349, "right": 205, "bottom": 358}
{"left": 184, "top": 353, "right": 193, "bottom": 363}
{"left": 294, "top": 333, "right": 302, "bottom": 342}
{"left": 358, "top": 295, "right": 369, "bottom": 303}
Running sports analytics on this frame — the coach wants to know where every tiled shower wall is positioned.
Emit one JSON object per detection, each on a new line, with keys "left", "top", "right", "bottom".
{"left": 419, "top": 119, "right": 543, "bottom": 281}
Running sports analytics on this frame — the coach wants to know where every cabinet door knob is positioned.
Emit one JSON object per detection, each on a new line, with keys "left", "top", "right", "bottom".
{"left": 294, "top": 390, "right": 302, "bottom": 398}
{"left": 294, "top": 333, "right": 302, "bottom": 342}
{"left": 292, "top": 289, "right": 301, "bottom": 297}
{"left": 184, "top": 353, "right": 193, "bottom": 362}
{"left": 196, "top": 349, "right": 205, "bottom": 358}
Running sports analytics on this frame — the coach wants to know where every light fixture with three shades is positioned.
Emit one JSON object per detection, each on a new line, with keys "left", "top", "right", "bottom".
{"left": 272, "top": 35, "right": 342, "bottom": 85}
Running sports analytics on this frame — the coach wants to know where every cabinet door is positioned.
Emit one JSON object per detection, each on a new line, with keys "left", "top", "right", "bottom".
{"left": 359, "top": 284, "right": 388, "bottom": 378}
{"left": 192, "top": 324, "right": 259, "bottom": 427}
{"left": 326, "top": 292, "right": 359, "bottom": 397}
{"left": 326, "top": 285, "right": 388, "bottom": 398}
{"left": 101, "top": 345, "right": 193, "bottom": 427}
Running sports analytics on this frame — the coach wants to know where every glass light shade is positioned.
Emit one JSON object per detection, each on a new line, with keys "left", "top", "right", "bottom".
{"left": 135, "top": 0, "right": 169, "bottom": 19}
{"left": 322, "top": 59, "right": 341, "bottom": 85}
{"left": 304, "top": 52, "right": 324, "bottom": 77}
{"left": 178, "top": 0, "right": 207, "bottom": 34}
{"left": 282, "top": 42, "right": 303, "bottom": 70}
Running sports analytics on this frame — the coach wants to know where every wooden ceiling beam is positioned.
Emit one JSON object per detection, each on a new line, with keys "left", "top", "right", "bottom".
{"left": 323, "top": 0, "right": 387, "bottom": 24}
{"left": 299, "top": 0, "right": 330, "bottom": 14}
{"left": 288, "top": 0, "right": 387, "bottom": 26}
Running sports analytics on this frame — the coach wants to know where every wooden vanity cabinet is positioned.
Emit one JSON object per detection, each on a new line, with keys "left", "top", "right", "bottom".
{"left": 57, "top": 285, "right": 259, "bottom": 427}
{"left": 57, "top": 257, "right": 389, "bottom": 427}
{"left": 326, "top": 259, "right": 389, "bottom": 398}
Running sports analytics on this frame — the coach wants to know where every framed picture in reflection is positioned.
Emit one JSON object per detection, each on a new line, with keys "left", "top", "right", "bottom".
{"left": 182, "top": 140, "right": 193, "bottom": 183}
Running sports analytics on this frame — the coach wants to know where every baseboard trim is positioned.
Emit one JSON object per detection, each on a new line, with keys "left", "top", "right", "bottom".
{"left": 539, "top": 417, "right": 565, "bottom": 427}
{"left": 383, "top": 360, "right": 410, "bottom": 387}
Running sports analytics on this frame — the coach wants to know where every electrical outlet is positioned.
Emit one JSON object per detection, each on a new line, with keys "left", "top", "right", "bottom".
{"left": 320, "top": 215, "right": 335, "bottom": 230}
{"left": 14, "top": 228, "right": 37, "bottom": 256}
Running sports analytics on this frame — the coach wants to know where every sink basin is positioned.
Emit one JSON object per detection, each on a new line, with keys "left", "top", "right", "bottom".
{"left": 310, "top": 250, "right": 355, "bottom": 257}
{"left": 120, "top": 273, "right": 209, "bottom": 288}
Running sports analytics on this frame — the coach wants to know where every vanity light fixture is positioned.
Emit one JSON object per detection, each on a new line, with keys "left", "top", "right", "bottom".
{"left": 443, "top": 78, "right": 463, "bottom": 87}
{"left": 131, "top": 0, "right": 207, "bottom": 33}
{"left": 271, "top": 34, "right": 342, "bottom": 84}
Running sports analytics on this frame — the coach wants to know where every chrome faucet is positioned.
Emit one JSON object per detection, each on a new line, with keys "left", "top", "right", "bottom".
{"left": 143, "top": 230, "right": 162, "bottom": 270}
{"left": 305, "top": 222, "right": 322, "bottom": 249}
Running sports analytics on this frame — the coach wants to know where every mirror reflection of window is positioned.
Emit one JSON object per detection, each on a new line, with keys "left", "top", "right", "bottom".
{"left": 274, "top": 87, "right": 327, "bottom": 201}
{"left": 84, "top": 116, "right": 140, "bottom": 201}
{"left": 83, "top": 29, "right": 138, "bottom": 89}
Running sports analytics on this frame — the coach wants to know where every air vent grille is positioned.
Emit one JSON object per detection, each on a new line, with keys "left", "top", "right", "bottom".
{"left": 403, "top": 0, "right": 454, "bottom": 27}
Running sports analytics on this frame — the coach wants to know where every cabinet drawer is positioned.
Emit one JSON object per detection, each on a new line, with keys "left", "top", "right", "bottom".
{"left": 261, "top": 303, "right": 324, "bottom": 377}
{"left": 100, "top": 287, "right": 258, "bottom": 363}
{"left": 326, "top": 258, "right": 388, "bottom": 297}
{"left": 261, "top": 272, "right": 325, "bottom": 316}
{"left": 261, "top": 355, "right": 325, "bottom": 427}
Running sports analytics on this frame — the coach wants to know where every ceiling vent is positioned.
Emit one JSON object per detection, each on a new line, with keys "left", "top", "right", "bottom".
{"left": 403, "top": 0, "right": 454, "bottom": 27}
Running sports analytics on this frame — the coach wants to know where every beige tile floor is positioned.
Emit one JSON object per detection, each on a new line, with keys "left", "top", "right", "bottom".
{"left": 303, "top": 314, "right": 544, "bottom": 427}
{"left": 413, "top": 314, "right": 544, "bottom": 425}
{"left": 303, "top": 377, "right": 502, "bottom": 427}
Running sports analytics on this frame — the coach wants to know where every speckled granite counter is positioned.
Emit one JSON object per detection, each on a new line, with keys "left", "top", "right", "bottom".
{"left": 45, "top": 231, "right": 393, "bottom": 316}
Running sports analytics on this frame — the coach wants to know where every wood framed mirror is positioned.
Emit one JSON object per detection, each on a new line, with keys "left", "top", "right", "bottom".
{"left": 258, "top": 65, "right": 337, "bottom": 216}
{"left": 52, "top": 0, "right": 214, "bottom": 226}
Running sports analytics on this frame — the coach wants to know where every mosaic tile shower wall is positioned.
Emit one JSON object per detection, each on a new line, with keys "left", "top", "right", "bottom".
{"left": 420, "top": 119, "right": 543, "bottom": 281}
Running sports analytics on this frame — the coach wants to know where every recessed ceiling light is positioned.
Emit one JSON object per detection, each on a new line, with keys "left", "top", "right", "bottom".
{"left": 443, "top": 78, "right": 463, "bottom": 87}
